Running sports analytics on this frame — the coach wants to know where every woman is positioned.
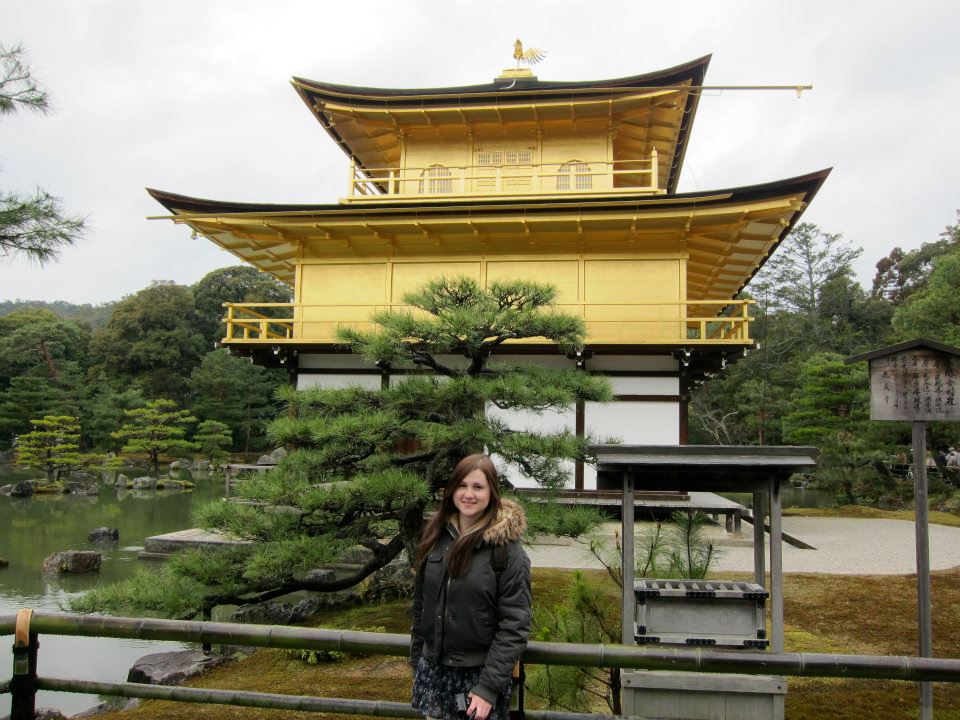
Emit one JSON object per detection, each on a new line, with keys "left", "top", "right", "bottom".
{"left": 410, "top": 454, "right": 531, "bottom": 720}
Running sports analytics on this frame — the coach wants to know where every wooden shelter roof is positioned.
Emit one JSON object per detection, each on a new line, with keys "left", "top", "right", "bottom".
{"left": 291, "top": 56, "right": 711, "bottom": 194}
{"left": 148, "top": 168, "right": 829, "bottom": 300}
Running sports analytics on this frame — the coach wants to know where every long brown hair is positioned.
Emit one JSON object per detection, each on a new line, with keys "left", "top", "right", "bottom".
{"left": 415, "top": 454, "right": 502, "bottom": 578}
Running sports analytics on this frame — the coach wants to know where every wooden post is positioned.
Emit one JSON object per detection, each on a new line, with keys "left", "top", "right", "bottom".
{"left": 914, "top": 420, "right": 933, "bottom": 720}
{"left": 11, "top": 609, "right": 38, "bottom": 720}
{"left": 845, "top": 339, "right": 960, "bottom": 720}
{"left": 621, "top": 470, "right": 635, "bottom": 646}
{"left": 769, "top": 477, "right": 784, "bottom": 653}
{"left": 752, "top": 492, "right": 765, "bottom": 588}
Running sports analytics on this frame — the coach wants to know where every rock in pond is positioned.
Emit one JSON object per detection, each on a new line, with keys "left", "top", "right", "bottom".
{"left": 0, "top": 556, "right": 8, "bottom": 568}
{"left": 156, "top": 478, "right": 194, "bottom": 490}
{"left": 127, "top": 649, "right": 230, "bottom": 685}
{"left": 88, "top": 527, "right": 120, "bottom": 542}
{"left": 41, "top": 550, "right": 102, "bottom": 574}
{"left": 10, "top": 480, "right": 35, "bottom": 497}
{"left": 0, "top": 483, "right": 13, "bottom": 496}
{"left": 66, "top": 481, "right": 99, "bottom": 496}
{"left": 129, "top": 476, "right": 157, "bottom": 490}
{"left": 168, "top": 458, "right": 192, "bottom": 470}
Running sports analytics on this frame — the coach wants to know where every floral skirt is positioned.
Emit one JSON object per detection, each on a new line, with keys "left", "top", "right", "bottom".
{"left": 411, "top": 656, "right": 512, "bottom": 720}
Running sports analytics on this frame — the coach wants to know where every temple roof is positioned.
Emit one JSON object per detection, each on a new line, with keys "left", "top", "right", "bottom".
{"left": 292, "top": 56, "right": 711, "bottom": 194}
{"left": 148, "top": 167, "right": 829, "bottom": 302}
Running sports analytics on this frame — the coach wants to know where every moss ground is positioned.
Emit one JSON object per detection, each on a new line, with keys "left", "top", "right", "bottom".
{"left": 89, "top": 567, "right": 960, "bottom": 720}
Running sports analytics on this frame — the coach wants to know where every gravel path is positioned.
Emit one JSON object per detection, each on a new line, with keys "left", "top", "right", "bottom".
{"left": 526, "top": 517, "right": 960, "bottom": 575}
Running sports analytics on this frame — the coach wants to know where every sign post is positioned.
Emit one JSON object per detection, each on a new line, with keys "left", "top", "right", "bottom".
{"left": 847, "top": 338, "right": 960, "bottom": 720}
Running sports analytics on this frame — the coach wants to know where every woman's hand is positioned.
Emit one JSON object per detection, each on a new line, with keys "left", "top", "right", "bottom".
{"left": 466, "top": 693, "right": 493, "bottom": 720}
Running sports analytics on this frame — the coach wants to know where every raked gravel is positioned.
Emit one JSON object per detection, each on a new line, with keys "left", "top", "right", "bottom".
{"left": 525, "top": 517, "right": 960, "bottom": 575}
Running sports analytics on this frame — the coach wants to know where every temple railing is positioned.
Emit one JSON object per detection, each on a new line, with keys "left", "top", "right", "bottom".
{"left": 346, "top": 150, "right": 660, "bottom": 200}
{"left": 221, "top": 299, "right": 754, "bottom": 345}
{"left": 5, "top": 610, "right": 960, "bottom": 720}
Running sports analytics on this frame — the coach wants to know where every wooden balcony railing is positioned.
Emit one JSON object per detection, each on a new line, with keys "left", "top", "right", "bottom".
{"left": 346, "top": 150, "right": 660, "bottom": 200}
{"left": 222, "top": 299, "right": 753, "bottom": 345}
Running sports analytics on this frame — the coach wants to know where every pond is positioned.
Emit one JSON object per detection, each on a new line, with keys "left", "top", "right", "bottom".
{"left": 0, "top": 466, "right": 226, "bottom": 716}
{"left": 719, "top": 486, "right": 837, "bottom": 510}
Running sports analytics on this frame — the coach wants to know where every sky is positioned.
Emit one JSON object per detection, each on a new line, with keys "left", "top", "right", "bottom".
{"left": 2, "top": 0, "right": 958, "bottom": 305}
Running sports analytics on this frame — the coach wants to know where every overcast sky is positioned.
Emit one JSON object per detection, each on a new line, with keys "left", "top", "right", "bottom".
{"left": 2, "top": 0, "right": 958, "bottom": 305}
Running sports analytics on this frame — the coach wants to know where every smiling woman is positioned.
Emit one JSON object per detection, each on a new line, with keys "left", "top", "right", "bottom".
{"left": 410, "top": 455, "right": 531, "bottom": 720}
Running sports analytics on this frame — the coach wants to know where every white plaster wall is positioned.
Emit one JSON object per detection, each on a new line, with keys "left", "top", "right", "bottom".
{"left": 298, "top": 354, "right": 376, "bottom": 370}
{"left": 296, "top": 374, "right": 381, "bottom": 391}
{"left": 583, "top": 401, "right": 680, "bottom": 490}
{"left": 609, "top": 376, "right": 680, "bottom": 394}
{"left": 588, "top": 356, "right": 679, "bottom": 372}
{"left": 487, "top": 404, "right": 576, "bottom": 489}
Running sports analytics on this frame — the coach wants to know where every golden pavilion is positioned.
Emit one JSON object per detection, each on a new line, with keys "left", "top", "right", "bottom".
{"left": 149, "top": 54, "right": 828, "bottom": 489}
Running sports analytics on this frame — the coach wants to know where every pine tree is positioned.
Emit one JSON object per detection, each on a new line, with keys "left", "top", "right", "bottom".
{"left": 16, "top": 415, "right": 82, "bottom": 483}
{"left": 75, "top": 277, "right": 611, "bottom": 619}
{"left": 112, "top": 399, "right": 197, "bottom": 477}
{"left": 1, "top": 44, "right": 86, "bottom": 263}
{"left": 194, "top": 420, "right": 232, "bottom": 462}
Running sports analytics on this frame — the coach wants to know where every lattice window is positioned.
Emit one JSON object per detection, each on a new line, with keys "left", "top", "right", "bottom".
{"left": 475, "top": 149, "right": 532, "bottom": 166}
{"left": 557, "top": 161, "right": 592, "bottom": 191}
{"left": 418, "top": 165, "right": 453, "bottom": 194}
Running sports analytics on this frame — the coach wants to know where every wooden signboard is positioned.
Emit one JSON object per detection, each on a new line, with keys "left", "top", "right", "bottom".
{"left": 849, "top": 339, "right": 960, "bottom": 720}
{"left": 869, "top": 349, "right": 960, "bottom": 422}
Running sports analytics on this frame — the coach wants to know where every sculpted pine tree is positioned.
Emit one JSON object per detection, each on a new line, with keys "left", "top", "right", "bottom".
{"left": 74, "top": 277, "right": 611, "bottom": 619}
{"left": 112, "top": 399, "right": 197, "bottom": 478}
{"left": 15, "top": 415, "right": 83, "bottom": 483}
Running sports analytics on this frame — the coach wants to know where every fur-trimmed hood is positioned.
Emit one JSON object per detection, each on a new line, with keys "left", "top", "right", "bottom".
{"left": 482, "top": 498, "right": 527, "bottom": 545}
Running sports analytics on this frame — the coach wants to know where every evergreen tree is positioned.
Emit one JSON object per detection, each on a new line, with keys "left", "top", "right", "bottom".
{"left": 0, "top": 44, "right": 86, "bottom": 263}
{"left": 74, "top": 277, "right": 611, "bottom": 619}
{"left": 16, "top": 415, "right": 82, "bottom": 483}
{"left": 188, "top": 349, "right": 281, "bottom": 452}
{"left": 192, "top": 266, "right": 292, "bottom": 344}
{"left": 112, "top": 399, "right": 197, "bottom": 477}
{"left": 0, "top": 375, "right": 81, "bottom": 446}
{"left": 90, "top": 282, "right": 207, "bottom": 401}
{"left": 80, "top": 380, "right": 145, "bottom": 450}
{"left": 194, "top": 420, "right": 232, "bottom": 462}
{"left": 892, "top": 244, "right": 960, "bottom": 346}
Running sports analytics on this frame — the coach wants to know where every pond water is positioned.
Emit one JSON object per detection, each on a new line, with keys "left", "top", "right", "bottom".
{"left": 0, "top": 466, "right": 225, "bottom": 716}
{"left": 719, "top": 486, "right": 837, "bottom": 510}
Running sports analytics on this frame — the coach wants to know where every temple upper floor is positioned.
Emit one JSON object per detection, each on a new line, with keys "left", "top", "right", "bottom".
{"left": 292, "top": 57, "right": 711, "bottom": 202}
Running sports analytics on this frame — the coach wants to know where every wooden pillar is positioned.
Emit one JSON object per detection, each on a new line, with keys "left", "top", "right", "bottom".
{"left": 621, "top": 470, "right": 636, "bottom": 645}
{"left": 575, "top": 399, "right": 585, "bottom": 490}
{"left": 769, "top": 477, "right": 784, "bottom": 653}
{"left": 752, "top": 491, "right": 765, "bottom": 588}
{"left": 11, "top": 609, "right": 38, "bottom": 720}
{"left": 914, "top": 420, "right": 933, "bottom": 720}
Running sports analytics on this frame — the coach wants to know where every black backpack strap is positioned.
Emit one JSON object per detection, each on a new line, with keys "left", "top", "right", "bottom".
{"left": 491, "top": 542, "right": 508, "bottom": 580}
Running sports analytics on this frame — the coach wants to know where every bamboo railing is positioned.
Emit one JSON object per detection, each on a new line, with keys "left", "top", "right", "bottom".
{"left": 5, "top": 610, "right": 960, "bottom": 720}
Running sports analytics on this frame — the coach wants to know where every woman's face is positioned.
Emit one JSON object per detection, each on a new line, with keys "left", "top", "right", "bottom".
{"left": 452, "top": 468, "right": 491, "bottom": 528}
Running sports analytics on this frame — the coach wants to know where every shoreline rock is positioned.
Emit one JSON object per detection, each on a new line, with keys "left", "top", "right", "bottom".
{"left": 127, "top": 649, "right": 231, "bottom": 686}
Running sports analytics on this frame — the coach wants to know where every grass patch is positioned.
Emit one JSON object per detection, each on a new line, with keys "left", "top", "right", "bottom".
{"left": 86, "top": 567, "right": 960, "bottom": 720}
{"left": 783, "top": 504, "right": 960, "bottom": 528}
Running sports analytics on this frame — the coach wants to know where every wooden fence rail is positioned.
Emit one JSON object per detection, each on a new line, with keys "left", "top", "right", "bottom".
{"left": 5, "top": 610, "right": 960, "bottom": 719}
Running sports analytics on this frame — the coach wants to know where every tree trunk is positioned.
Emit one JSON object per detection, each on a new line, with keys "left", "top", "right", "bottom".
{"left": 38, "top": 339, "right": 59, "bottom": 383}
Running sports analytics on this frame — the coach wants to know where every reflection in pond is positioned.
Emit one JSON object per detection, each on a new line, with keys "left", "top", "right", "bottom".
{"left": 0, "top": 466, "right": 225, "bottom": 716}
